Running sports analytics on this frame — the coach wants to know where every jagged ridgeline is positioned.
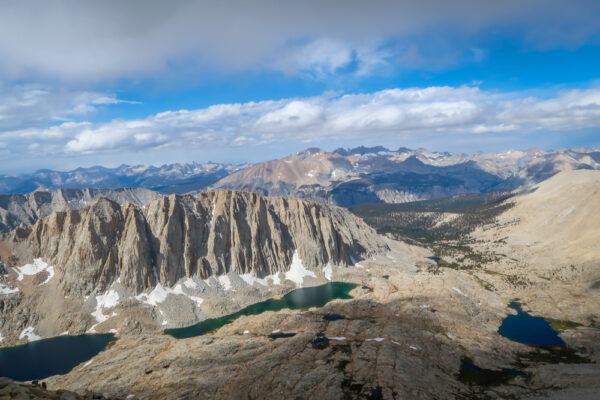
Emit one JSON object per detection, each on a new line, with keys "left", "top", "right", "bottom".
{"left": 0, "top": 187, "right": 162, "bottom": 233}
{"left": 5, "top": 191, "right": 387, "bottom": 296}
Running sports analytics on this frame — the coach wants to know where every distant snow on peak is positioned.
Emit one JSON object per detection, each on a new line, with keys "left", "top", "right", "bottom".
{"left": 0, "top": 161, "right": 251, "bottom": 194}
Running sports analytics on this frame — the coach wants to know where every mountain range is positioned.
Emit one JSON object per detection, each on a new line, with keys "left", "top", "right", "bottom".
{"left": 210, "top": 146, "right": 600, "bottom": 206}
{"left": 3, "top": 146, "right": 598, "bottom": 208}
{"left": 0, "top": 162, "right": 249, "bottom": 195}
{"left": 1, "top": 147, "right": 599, "bottom": 399}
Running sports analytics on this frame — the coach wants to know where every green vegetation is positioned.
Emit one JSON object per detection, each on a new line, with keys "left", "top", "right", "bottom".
{"left": 348, "top": 189, "right": 535, "bottom": 292}
{"left": 349, "top": 190, "right": 515, "bottom": 270}
{"left": 545, "top": 318, "right": 582, "bottom": 333}
{"left": 349, "top": 190, "right": 515, "bottom": 244}
{"left": 471, "top": 274, "right": 495, "bottom": 291}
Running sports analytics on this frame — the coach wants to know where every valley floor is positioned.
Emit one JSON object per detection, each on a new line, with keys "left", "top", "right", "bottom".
{"left": 42, "top": 238, "right": 600, "bottom": 400}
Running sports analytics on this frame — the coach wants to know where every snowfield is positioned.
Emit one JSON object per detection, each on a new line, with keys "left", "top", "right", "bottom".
{"left": 15, "top": 258, "right": 55, "bottom": 284}
{"left": 285, "top": 251, "right": 316, "bottom": 287}
{"left": 19, "top": 326, "right": 41, "bottom": 342}
{"left": 0, "top": 283, "right": 19, "bottom": 295}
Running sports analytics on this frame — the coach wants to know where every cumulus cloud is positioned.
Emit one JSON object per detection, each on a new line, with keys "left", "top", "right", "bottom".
{"left": 0, "top": 83, "right": 135, "bottom": 131}
{"left": 4, "top": 85, "right": 600, "bottom": 156}
{"left": 0, "top": 1, "right": 598, "bottom": 81}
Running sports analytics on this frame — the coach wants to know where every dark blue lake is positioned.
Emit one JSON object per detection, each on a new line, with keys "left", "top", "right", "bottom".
{"left": 498, "top": 302, "right": 565, "bottom": 346}
{"left": 165, "top": 282, "right": 356, "bottom": 339}
{"left": 0, "top": 333, "right": 114, "bottom": 381}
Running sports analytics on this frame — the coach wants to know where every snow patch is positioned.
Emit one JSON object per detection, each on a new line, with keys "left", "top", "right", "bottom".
{"left": 136, "top": 282, "right": 204, "bottom": 307}
{"left": 328, "top": 337, "right": 346, "bottom": 341}
{"left": 183, "top": 277, "right": 198, "bottom": 289}
{"left": 243, "top": 330, "right": 250, "bottom": 334}
{"left": 322, "top": 263, "right": 333, "bottom": 281}
{"left": 218, "top": 275, "right": 232, "bottom": 291}
{"left": 19, "top": 326, "right": 41, "bottom": 342}
{"left": 136, "top": 283, "right": 168, "bottom": 306}
{"left": 350, "top": 256, "right": 365, "bottom": 269}
{"left": 15, "top": 259, "right": 55, "bottom": 284}
{"left": 171, "top": 283, "right": 204, "bottom": 306}
{"left": 284, "top": 251, "right": 316, "bottom": 287}
{"left": 0, "top": 283, "right": 19, "bottom": 295}
{"left": 109, "top": 329, "right": 118, "bottom": 333}
{"left": 60, "top": 331, "right": 69, "bottom": 336}
{"left": 91, "top": 290, "right": 120, "bottom": 324}
{"left": 240, "top": 271, "right": 283, "bottom": 287}
{"left": 366, "top": 337, "right": 385, "bottom": 342}
{"left": 452, "top": 287, "right": 467, "bottom": 297}
{"left": 83, "top": 359, "right": 93, "bottom": 368}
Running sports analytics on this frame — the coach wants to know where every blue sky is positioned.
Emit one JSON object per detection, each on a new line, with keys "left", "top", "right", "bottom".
{"left": 1, "top": 0, "right": 599, "bottom": 173}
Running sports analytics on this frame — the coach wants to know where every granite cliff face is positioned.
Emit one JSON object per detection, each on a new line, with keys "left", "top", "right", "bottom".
{"left": 0, "top": 187, "right": 162, "bottom": 233}
{"left": 7, "top": 191, "right": 386, "bottom": 296}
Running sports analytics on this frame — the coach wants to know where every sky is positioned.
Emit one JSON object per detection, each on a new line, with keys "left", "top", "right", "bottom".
{"left": 1, "top": 0, "right": 600, "bottom": 173}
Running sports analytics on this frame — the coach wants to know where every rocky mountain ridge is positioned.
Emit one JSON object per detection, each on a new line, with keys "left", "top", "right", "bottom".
{"left": 210, "top": 146, "right": 600, "bottom": 206}
{"left": 5, "top": 190, "right": 386, "bottom": 296}
{"left": 0, "top": 187, "right": 162, "bottom": 233}
{"left": 0, "top": 161, "right": 250, "bottom": 195}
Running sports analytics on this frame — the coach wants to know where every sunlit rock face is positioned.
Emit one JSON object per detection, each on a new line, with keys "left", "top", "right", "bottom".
{"left": 7, "top": 190, "right": 387, "bottom": 296}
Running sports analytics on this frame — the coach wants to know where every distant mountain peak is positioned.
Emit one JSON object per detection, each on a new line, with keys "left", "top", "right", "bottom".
{"left": 333, "top": 145, "right": 390, "bottom": 156}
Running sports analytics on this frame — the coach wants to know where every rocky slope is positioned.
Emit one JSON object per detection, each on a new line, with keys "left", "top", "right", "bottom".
{"left": 45, "top": 238, "right": 600, "bottom": 400}
{"left": 5, "top": 191, "right": 385, "bottom": 296}
{"left": 2, "top": 174, "right": 600, "bottom": 399}
{"left": 210, "top": 146, "right": 600, "bottom": 206}
{"left": 0, "top": 190, "right": 387, "bottom": 346}
{"left": 472, "top": 169, "right": 600, "bottom": 280}
{"left": 0, "top": 187, "right": 162, "bottom": 233}
{"left": 0, "top": 377, "right": 121, "bottom": 400}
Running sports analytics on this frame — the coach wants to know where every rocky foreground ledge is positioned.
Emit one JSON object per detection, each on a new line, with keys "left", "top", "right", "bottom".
{"left": 0, "top": 377, "right": 121, "bottom": 400}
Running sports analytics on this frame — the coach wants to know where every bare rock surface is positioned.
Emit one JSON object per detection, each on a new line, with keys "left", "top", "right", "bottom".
{"left": 44, "top": 245, "right": 600, "bottom": 400}
{"left": 0, "top": 377, "right": 122, "bottom": 399}
{"left": 2, "top": 171, "right": 600, "bottom": 399}
{"left": 0, "top": 190, "right": 387, "bottom": 345}
{"left": 6, "top": 190, "right": 386, "bottom": 296}
{"left": 0, "top": 188, "right": 162, "bottom": 233}
{"left": 210, "top": 146, "right": 600, "bottom": 206}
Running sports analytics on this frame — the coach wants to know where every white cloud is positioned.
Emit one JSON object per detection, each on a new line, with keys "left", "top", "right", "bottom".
{"left": 3, "top": 85, "right": 599, "bottom": 157}
{"left": 255, "top": 101, "right": 324, "bottom": 130}
{"left": 0, "top": 83, "right": 134, "bottom": 131}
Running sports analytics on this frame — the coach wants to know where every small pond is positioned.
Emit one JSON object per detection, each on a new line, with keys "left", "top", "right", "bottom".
{"left": 0, "top": 333, "right": 114, "bottom": 381}
{"left": 165, "top": 282, "right": 356, "bottom": 339}
{"left": 498, "top": 302, "right": 565, "bottom": 346}
{"left": 427, "top": 256, "right": 441, "bottom": 265}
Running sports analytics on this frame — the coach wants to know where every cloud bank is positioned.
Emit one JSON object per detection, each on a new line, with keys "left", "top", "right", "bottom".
{"left": 3, "top": 85, "right": 599, "bottom": 158}
{"left": 0, "top": 0, "right": 598, "bottom": 81}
